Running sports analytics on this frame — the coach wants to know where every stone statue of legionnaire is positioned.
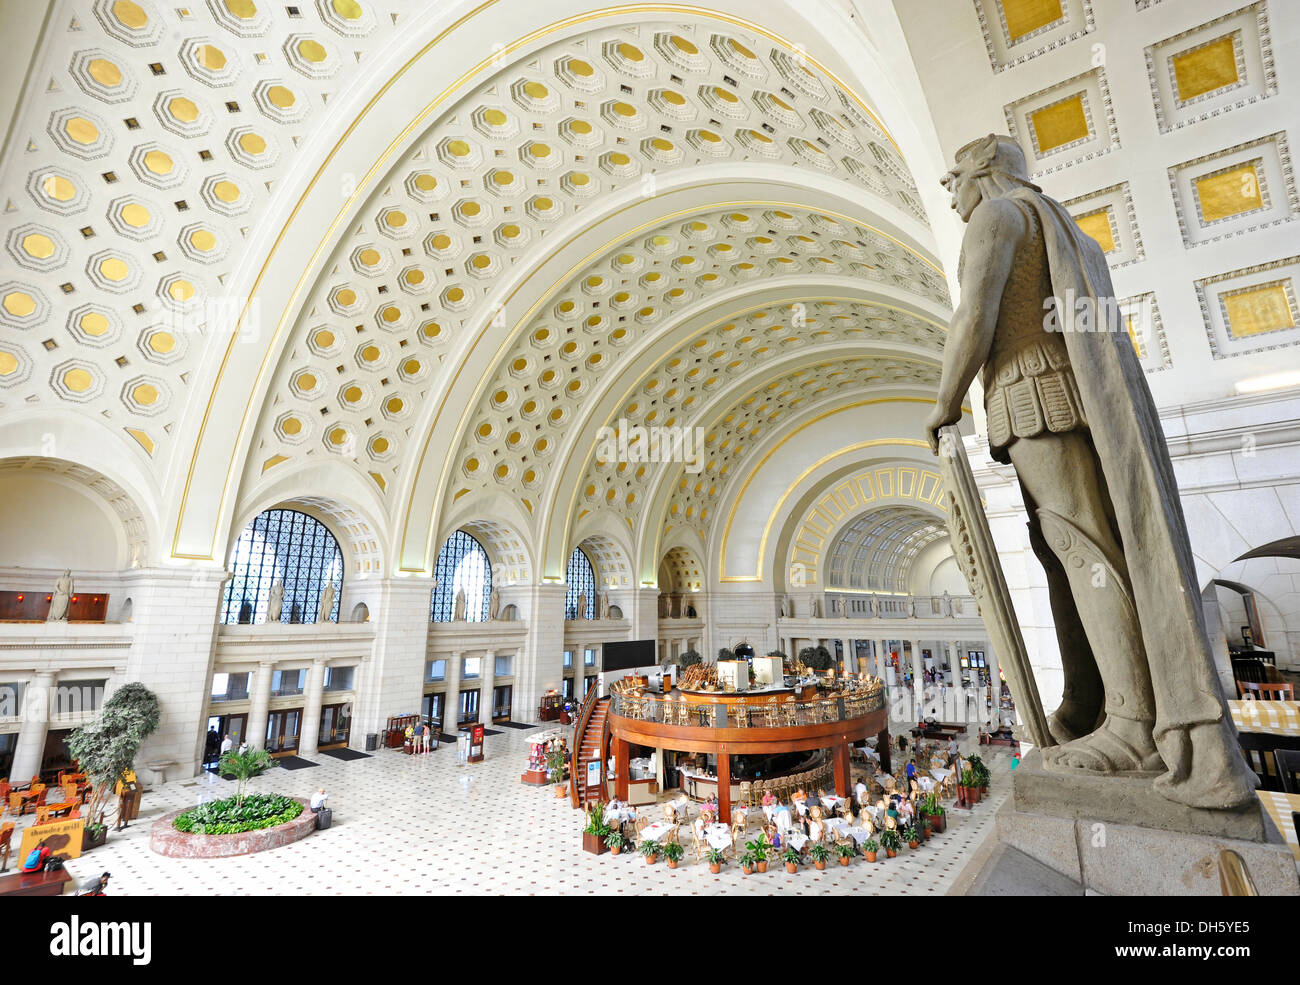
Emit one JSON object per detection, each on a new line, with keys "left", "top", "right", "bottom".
{"left": 598, "top": 591, "right": 610, "bottom": 620}
{"left": 47, "top": 570, "right": 73, "bottom": 621}
{"left": 576, "top": 591, "right": 588, "bottom": 620}
{"left": 318, "top": 581, "right": 336, "bottom": 623}
{"left": 453, "top": 587, "right": 467, "bottom": 621}
{"left": 488, "top": 587, "right": 500, "bottom": 620}
{"left": 267, "top": 579, "right": 284, "bottom": 623}
{"left": 924, "top": 134, "right": 1255, "bottom": 809}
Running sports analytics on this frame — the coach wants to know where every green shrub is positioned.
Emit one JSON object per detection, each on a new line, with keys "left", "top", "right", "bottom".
{"left": 173, "top": 793, "right": 303, "bottom": 835}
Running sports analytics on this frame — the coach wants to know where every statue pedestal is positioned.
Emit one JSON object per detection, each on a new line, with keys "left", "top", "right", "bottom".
{"left": 989, "top": 751, "right": 1299, "bottom": 895}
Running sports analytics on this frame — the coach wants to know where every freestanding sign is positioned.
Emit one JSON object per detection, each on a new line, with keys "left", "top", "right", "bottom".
{"left": 468, "top": 722, "right": 485, "bottom": 763}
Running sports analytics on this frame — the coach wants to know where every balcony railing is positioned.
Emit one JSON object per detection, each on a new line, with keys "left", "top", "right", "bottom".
{"left": 608, "top": 680, "right": 885, "bottom": 729}
{"left": 822, "top": 593, "right": 976, "bottom": 619}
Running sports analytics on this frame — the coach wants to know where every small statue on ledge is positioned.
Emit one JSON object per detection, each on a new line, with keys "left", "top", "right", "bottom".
{"left": 47, "top": 570, "right": 73, "bottom": 622}
{"left": 318, "top": 581, "right": 336, "bottom": 624}
{"left": 488, "top": 587, "right": 500, "bottom": 621}
{"left": 267, "top": 579, "right": 284, "bottom": 623}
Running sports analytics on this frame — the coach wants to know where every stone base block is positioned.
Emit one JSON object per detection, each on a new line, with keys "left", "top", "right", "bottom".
{"left": 995, "top": 800, "right": 1299, "bottom": 896}
{"left": 1012, "top": 749, "right": 1268, "bottom": 841}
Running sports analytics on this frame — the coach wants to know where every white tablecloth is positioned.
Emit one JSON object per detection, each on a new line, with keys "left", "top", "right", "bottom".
{"left": 917, "top": 777, "right": 936, "bottom": 794}
{"left": 930, "top": 768, "right": 952, "bottom": 782}
{"left": 843, "top": 826, "right": 873, "bottom": 846}
{"left": 641, "top": 821, "right": 675, "bottom": 844}
{"left": 704, "top": 823, "right": 733, "bottom": 851}
{"left": 787, "top": 832, "right": 809, "bottom": 851}
{"left": 823, "top": 817, "right": 850, "bottom": 837}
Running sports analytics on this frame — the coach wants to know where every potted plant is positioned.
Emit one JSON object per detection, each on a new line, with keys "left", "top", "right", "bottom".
{"left": 970, "top": 754, "right": 991, "bottom": 793}
{"left": 862, "top": 837, "right": 879, "bottom": 863}
{"left": 809, "top": 843, "right": 831, "bottom": 870}
{"left": 546, "top": 748, "right": 568, "bottom": 798}
{"left": 880, "top": 828, "right": 901, "bottom": 858}
{"left": 582, "top": 802, "right": 611, "bottom": 855}
{"left": 663, "top": 841, "right": 684, "bottom": 869}
{"left": 641, "top": 839, "right": 661, "bottom": 865}
{"left": 924, "top": 793, "right": 946, "bottom": 833}
{"left": 706, "top": 847, "right": 726, "bottom": 874}
{"left": 781, "top": 846, "right": 802, "bottom": 873}
{"left": 66, "top": 682, "right": 160, "bottom": 850}
{"left": 903, "top": 824, "right": 920, "bottom": 849}
{"left": 835, "top": 842, "right": 856, "bottom": 866}
{"left": 739, "top": 850, "right": 757, "bottom": 875}
{"left": 605, "top": 831, "right": 626, "bottom": 855}
{"left": 745, "top": 833, "right": 771, "bottom": 873}
{"left": 960, "top": 769, "right": 980, "bottom": 804}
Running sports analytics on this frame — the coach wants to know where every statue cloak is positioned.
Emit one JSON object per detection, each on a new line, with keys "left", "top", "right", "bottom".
{"left": 1004, "top": 186, "right": 1254, "bottom": 808}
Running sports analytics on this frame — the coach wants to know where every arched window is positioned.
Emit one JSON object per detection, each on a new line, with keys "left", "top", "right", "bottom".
{"left": 431, "top": 530, "right": 492, "bottom": 622}
{"left": 221, "top": 508, "right": 343, "bottom": 624}
{"left": 565, "top": 547, "right": 596, "bottom": 619}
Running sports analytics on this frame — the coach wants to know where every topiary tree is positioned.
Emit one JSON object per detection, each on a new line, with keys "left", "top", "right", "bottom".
{"left": 717, "top": 647, "right": 735, "bottom": 663}
{"left": 678, "top": 649, "right": 702, "bottom": 667}
{"left": 66, "top": 683, "right": 161, "bottom": 839}
{"left": 799, "top": 645, "right": 834, "bottom": 672}
{"left": 766, "top": 650, "right": 787, "bottom": 661}
{"left": 218, "top": 747, "right": 277, "bottom": 807}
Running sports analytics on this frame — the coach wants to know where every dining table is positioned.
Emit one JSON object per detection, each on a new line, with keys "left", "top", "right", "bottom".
{"left": 640, "top": 821, "right": 676, "bottom": 845}
{"left": 1255, "top": 790, "right": 1300, "bottom": 860}
{"left": 703, "top": 822, "right": 733, "bottom": 852}
{"left": 1229, "top": 700, "right": 1300, "bottom": 737}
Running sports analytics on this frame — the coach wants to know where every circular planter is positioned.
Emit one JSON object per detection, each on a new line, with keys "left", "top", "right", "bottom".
{"left": 710, "top": 863, "right": 722, "bottom": 874}
{"left": 864, "top": 851, "right": 878, "bottom": 863}
{"left": 667, "top": 859, "right": 678, "bottom": 869}
{"left": 150, "top": 798, "right": 315, "bottom": 858}
{"left": 838, "top": 856, "right": 851, "bottom": 866}
{"left": 784, "top": 862, "right": 798, "bottom": 873}
{"left": 814, "top": 860, "right": 826, "bottom": 870}
{"left": 756, "top": 861, "right": 768, "bottom": 873}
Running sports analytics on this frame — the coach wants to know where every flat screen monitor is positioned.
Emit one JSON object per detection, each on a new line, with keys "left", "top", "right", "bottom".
{"left": 602, "top": 639, "right": 656, "bottom": 672}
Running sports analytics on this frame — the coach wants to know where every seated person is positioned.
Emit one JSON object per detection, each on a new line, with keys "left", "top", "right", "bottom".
{"left": 899, "top": 796, "right": 914, "bottom": 822}
{"left": 765, "top": 821, "right": 783, "bottom": 851}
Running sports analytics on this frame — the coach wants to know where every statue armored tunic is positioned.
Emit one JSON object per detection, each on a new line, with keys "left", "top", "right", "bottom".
{"left": 979, "top": 201, "right": 1085, "bottom": 464}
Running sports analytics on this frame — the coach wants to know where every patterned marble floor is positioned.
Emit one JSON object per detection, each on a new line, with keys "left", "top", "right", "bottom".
{"left": 26, "top": 724, "right": 1012, "bottom": 896}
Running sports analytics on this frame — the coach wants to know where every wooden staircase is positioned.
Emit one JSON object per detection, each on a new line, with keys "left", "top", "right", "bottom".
{"left": 570, "top": 691, "right": 610, "bottom": 809}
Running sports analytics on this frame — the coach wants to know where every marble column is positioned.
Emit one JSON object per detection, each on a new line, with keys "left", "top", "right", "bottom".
{"left": 480, "top": 649, "right": 496, "bottom": 724}
{"left": 11, "top": 671, "right": 54, "bottom": 781}
{"left": 297, "top": 658, "right": 327, "bottom": 758}
{"left": 841, "top": 637, "right": 854, "bottom": 674}
{"left": 443, "top": 650, "right": 463, "bottom": 732}
{"left": 246, "top": 660, "right": 274, "bottom": 751}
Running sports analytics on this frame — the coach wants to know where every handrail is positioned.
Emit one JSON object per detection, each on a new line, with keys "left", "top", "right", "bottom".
{"left": 608, "top": 683, "right": 886, "bottom": 729}
{"left": 815, "top": 593, "right": 978, "bottom": 619}
{"left": 569, "top": 686, "right": 599, "bottom": 808}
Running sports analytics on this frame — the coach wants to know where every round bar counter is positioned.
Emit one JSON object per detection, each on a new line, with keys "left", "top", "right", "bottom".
{"left": 606, "top": 681, "right": 889, "bottom": 821}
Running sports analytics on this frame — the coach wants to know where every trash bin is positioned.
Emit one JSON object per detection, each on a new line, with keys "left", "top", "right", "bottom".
{"left": 365, "top": 733, "right": 379, "bottom": 752}
{"left": 315, "top": 807, "right": 332, "bottom": 830}
{"left": 456, "top": 732, "right": 469, "bottom": 765}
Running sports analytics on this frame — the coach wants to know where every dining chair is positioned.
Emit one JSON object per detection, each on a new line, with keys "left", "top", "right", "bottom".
{"left": 1237, "top": 681, "right": 1295, "bottom": 701}
{"left": 1275, "top": 748, "right": 1300, "bottom": 795}
{"left": 0, "top": 821, "right": 13, "bottom": 872}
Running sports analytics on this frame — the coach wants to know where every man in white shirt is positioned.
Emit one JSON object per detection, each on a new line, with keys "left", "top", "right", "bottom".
{"left": 310, "top": 788, "right": 328, "bottom": 812}
{"left": 220, "top": 734, "right": 234, "bottom": 756}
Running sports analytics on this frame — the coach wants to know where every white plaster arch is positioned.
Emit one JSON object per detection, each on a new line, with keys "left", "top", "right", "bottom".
{"left": 160, "top": 0, "right": 951, "bottom": 573}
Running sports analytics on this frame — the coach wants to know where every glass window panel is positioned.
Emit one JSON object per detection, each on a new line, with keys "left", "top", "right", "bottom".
{"left": 494, "top": 654, "right": 512, "bottom": 677}
{"left": 220, "top": 508, "right": 344, "bottom": 625}
{"left": 426, "top": 659, "right": 447, "bottom": 682}
{"left": 565, "top": 548, "right": 596, "bottom": 619}
{"left": 430, "top": 530, "right": 493, "bottom": 622}
{"left": 463, "top": 656, "right": 481, "bottom": 679}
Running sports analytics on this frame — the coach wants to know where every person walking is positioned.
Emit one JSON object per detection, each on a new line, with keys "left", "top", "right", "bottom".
{"left": 422, "top": 722, "right": 433, "bottom": 754}
{"left": 220, "top": 733, "right": 234, "bottom": 756}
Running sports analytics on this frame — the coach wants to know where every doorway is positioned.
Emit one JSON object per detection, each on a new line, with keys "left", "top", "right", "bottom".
{"left": 318, "top": 703, "right": 351, "bottom": 749}
{"left": 423, "top": 691, "right": 444, "bottom": 733}
{"left": 266, "top": 708, "right": 302, "bottom": 755}
{"left": 458, "top": 688, "right": 480, "bottom": 728}
{"left": 204, "top": 713, "right": 247, "bottom": 770}
{"left": 492, "top": 684, "right": 512, "bottom": 723}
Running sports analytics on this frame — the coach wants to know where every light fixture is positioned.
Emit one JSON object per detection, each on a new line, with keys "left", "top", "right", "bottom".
{"left": 1234, "top": 370, "right": 1300, "bottom": 395}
